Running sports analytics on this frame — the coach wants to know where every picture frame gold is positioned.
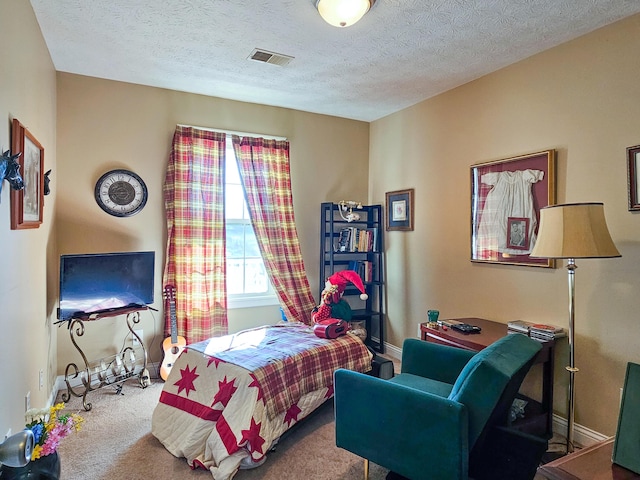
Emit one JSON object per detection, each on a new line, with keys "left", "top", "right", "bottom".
{"left": 385, "top": 188, "right": 414, "bottom": 231}
{"left": 627, "top": 144, "right": 640, "bottom": 211}
{"left": 470, "top": 150, "right": 556, "bottom": 268}
{"left": 11, "top": 118, "right": 44, "bottom": 230}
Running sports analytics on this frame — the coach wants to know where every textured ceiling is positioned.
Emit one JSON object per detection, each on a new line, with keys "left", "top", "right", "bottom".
{"left": 30, "top": 0, "right": 640, "bottom": 122}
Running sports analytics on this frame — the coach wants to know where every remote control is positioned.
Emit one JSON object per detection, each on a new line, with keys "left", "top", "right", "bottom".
{"left": 451, "top": 323, "right": 482, "bottom": 334}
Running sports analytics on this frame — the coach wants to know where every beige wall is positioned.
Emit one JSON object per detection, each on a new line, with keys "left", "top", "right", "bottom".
{"left": 55, "top": 73, "right": 370, "bottom": 370}
{"left": 370, "top": 14, "right": 640, "bottom": 436}
{"left": 4, "top": 0, "right": 638, "bottom": 443}
{"left": 0, "top": 2, "right": 57, "bottom": 435}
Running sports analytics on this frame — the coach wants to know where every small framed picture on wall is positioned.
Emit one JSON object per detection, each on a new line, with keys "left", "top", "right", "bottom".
{"left": 627, "top": 144, "right": 640, "bottom": 211}
{"left": 385, "top": 188, "right": 414, "bottom": 231}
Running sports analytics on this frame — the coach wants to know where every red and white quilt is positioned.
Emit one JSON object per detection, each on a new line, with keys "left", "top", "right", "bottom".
{"left": 151, "top": 323, "right": 372, "bottom": 480}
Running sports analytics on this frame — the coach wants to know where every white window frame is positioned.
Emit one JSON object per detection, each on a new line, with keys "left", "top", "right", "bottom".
{"left": 224, "top": 133, "right": 282, "bottom": 309}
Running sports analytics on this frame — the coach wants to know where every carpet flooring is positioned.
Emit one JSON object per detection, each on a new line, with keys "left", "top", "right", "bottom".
{"left": 56, "top": 379, "right": 389, "bottom": 480}
{"left": 55, "top": 369, "right": 559, "bottom": 479}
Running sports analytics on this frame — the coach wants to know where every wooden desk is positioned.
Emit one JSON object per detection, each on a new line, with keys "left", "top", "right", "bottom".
{"left": 537, "top": 438, "right": 640, "bottom": 479}
{"left": 420, "top": 317, "right": 556, "bottom": 436}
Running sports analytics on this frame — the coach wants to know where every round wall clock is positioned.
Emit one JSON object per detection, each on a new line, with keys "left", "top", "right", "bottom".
{"left": 94, "top": 169, "right": 148, "bottom": 217}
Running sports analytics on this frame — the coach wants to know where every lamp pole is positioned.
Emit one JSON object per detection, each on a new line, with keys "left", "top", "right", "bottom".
{"left": 566, "top": 259, "right": 578, "bottom": 454}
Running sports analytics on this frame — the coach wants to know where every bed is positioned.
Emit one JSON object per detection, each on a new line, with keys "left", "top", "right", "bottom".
{"left": 151, "top": 322, "right": 372, "bottom": 480}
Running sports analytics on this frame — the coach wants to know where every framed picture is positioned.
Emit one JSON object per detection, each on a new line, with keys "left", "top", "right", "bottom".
{"left": 627, "top": 144, "right": 640, "bottom": 211}
{"left": 386, "top": 188, "right": 414, "bottom": 231}
{"left": 11, "top": 118, "right": 44, "bottom": 229}
{"left": 506, "top": 217, "right": 530, "bottom": 250}
{"left": 470, "top": 150, "right": 556, "bottom": 267}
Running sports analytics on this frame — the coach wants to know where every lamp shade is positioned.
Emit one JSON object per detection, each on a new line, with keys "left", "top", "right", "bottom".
{"left": 316, "top": 0, "right": 374, "bottom": 27}
{"left": 530, "top": 203, "right": 621, "bottom": 259}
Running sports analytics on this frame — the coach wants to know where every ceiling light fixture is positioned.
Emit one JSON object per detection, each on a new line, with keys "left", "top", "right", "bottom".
{"left": 315, "top": 0, "right": 376, "bottom": 28}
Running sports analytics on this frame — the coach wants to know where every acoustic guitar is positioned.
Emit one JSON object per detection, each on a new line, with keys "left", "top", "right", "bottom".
{"left": 160, "top": 285, "right": 186, "bottom": 381}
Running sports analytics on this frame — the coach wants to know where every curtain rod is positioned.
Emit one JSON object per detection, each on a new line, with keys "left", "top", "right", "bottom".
{"left": 177, "top": 124, "right": 287, "bottom": 141}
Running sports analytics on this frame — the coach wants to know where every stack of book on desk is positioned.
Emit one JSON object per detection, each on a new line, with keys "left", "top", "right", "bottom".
{"left": 507, "top": 320, "right": 533, "bottom": 335}
{"left": 530, "top": 323, "right": 566, "bottom": 341}
{"left": 507, "top": 320, "right": 566, "bottom": 342}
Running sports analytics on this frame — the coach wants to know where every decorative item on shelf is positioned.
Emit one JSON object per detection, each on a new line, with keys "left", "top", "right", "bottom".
{"left": 312, "top": 270, "right": 368, "bottom": 323}
{"left": 530, "top": 202, "right": 621, "bottom": 455}
{"left": 338, "top": 200, "right": 363, "bottom": 222}
{"left": 0, "top": 150, "right": 24, "bottom": 201}
{"left": 349, "top": 320, "right": 367, "bottom": 341}
{"left": 315, "top": 0, "right": 376, "bottom": 28}
{"left": 1, "top": 403, "right": 83, "bottom": 480}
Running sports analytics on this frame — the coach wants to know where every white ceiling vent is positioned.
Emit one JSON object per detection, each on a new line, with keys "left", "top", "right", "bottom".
{"left": 248, "top": 48, "right": 294, "bottom": 66}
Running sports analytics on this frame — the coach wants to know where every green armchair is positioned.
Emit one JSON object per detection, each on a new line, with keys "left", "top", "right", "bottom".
{"left": 334, "top": 334, "right": 546, "bottom": 480}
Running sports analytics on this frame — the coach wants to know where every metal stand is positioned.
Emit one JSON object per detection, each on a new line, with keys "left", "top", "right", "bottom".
{"left": 61, "top": 308, "right": 149, "bottom": 411}
{"left": 566, "top": 259, "right": 578, "bottom": 454}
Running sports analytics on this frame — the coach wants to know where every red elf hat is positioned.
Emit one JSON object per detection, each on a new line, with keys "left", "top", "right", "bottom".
{"left": 328, "top": 270, "right": 368, "bottom": 300}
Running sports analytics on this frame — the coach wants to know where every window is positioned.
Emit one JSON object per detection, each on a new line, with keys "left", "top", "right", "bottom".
{"left": 225, "top": 137, "right": 278, "bottom": 308}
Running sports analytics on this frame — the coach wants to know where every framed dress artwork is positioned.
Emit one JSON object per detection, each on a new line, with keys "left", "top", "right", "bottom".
{"left": 470, "top": 150, "right": 556, "bottom": 268}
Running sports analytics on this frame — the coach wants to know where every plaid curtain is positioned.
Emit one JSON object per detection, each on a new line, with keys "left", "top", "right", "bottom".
{"left": 232, "top": 135, "right": 316, "bottom": 325}
{"left": 163, "top": 126, "right": 228, "bottom": 343}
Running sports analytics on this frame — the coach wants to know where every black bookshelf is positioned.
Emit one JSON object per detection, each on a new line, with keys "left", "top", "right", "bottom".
{"left": 319, "top": 202, "right": 385, "bottom": 353}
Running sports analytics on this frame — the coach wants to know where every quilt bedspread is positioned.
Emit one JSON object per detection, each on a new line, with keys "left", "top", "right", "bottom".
{"left": 151, "top": 323, "right": 372, "bottom": 480}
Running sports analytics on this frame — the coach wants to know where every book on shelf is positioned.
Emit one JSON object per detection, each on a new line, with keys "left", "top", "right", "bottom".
{"left": 347, "top": 260, "right": 373, "bottom": 283}
{"left": 337, "top": 228, "right": 351, "bottom": 252}
{"left": 335, "top": 226, "right": 378, "bottom": 253}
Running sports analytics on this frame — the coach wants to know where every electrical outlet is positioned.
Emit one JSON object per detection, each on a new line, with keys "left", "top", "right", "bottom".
{"left": 133, "top": 329, "right": 143, "bottom": 347}
{"left": 25, "top": 391, "right": 30, "bottom": 412}
{"left": 39, "top": 369, "right": 44, "bottom": 390}
{"left": 4, "top": 428, "right": 11, "bottom": 440}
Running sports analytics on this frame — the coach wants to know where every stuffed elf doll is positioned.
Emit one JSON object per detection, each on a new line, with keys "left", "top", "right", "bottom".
{"left": 312, "top": 270, "right": 368, "bottom": 323}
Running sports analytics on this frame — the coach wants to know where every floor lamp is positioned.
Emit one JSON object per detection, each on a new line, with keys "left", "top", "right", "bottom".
{"left": 531, "top": 202, "right": 620, "bottom": 454}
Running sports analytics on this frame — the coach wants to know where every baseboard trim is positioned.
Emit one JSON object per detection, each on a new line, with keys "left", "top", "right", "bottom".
{"left": 551, "top": 413, "right": 609, "bottom": 447}
{"left": 382, "top": 341, "right": 402, "bottom": 360}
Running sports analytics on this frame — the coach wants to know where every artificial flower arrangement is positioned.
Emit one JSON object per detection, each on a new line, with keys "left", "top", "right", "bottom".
{"left": 25, "top": 403, "right": 84, "bottom": 461}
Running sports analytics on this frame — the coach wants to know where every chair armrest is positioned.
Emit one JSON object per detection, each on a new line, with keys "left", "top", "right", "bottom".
{"left": 402, "top": 338, "right": 476, "bottom": 384}
{"left": 334, "top": 369, "right": 469, "bottom": 480}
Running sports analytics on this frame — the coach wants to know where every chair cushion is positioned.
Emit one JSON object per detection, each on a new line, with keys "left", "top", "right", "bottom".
{"left": 448, "top": 334, "right": 541, "bottom": 447}
{"left": 389, "top": 373, "right": 454, "bottom": 398}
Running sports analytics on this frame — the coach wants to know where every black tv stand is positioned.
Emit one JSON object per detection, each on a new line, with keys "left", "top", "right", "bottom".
{"left": 61, "top": 306, "right": 150, "bottom": 411}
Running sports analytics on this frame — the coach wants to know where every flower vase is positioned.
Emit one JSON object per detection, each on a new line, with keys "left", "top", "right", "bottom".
{"left": 0, "top": 452, "right": 61, "bottom": 480}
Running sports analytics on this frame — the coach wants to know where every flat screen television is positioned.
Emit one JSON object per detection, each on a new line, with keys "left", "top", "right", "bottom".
{"left": 58, "top": 251, "right": 155, "bottom": 321}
